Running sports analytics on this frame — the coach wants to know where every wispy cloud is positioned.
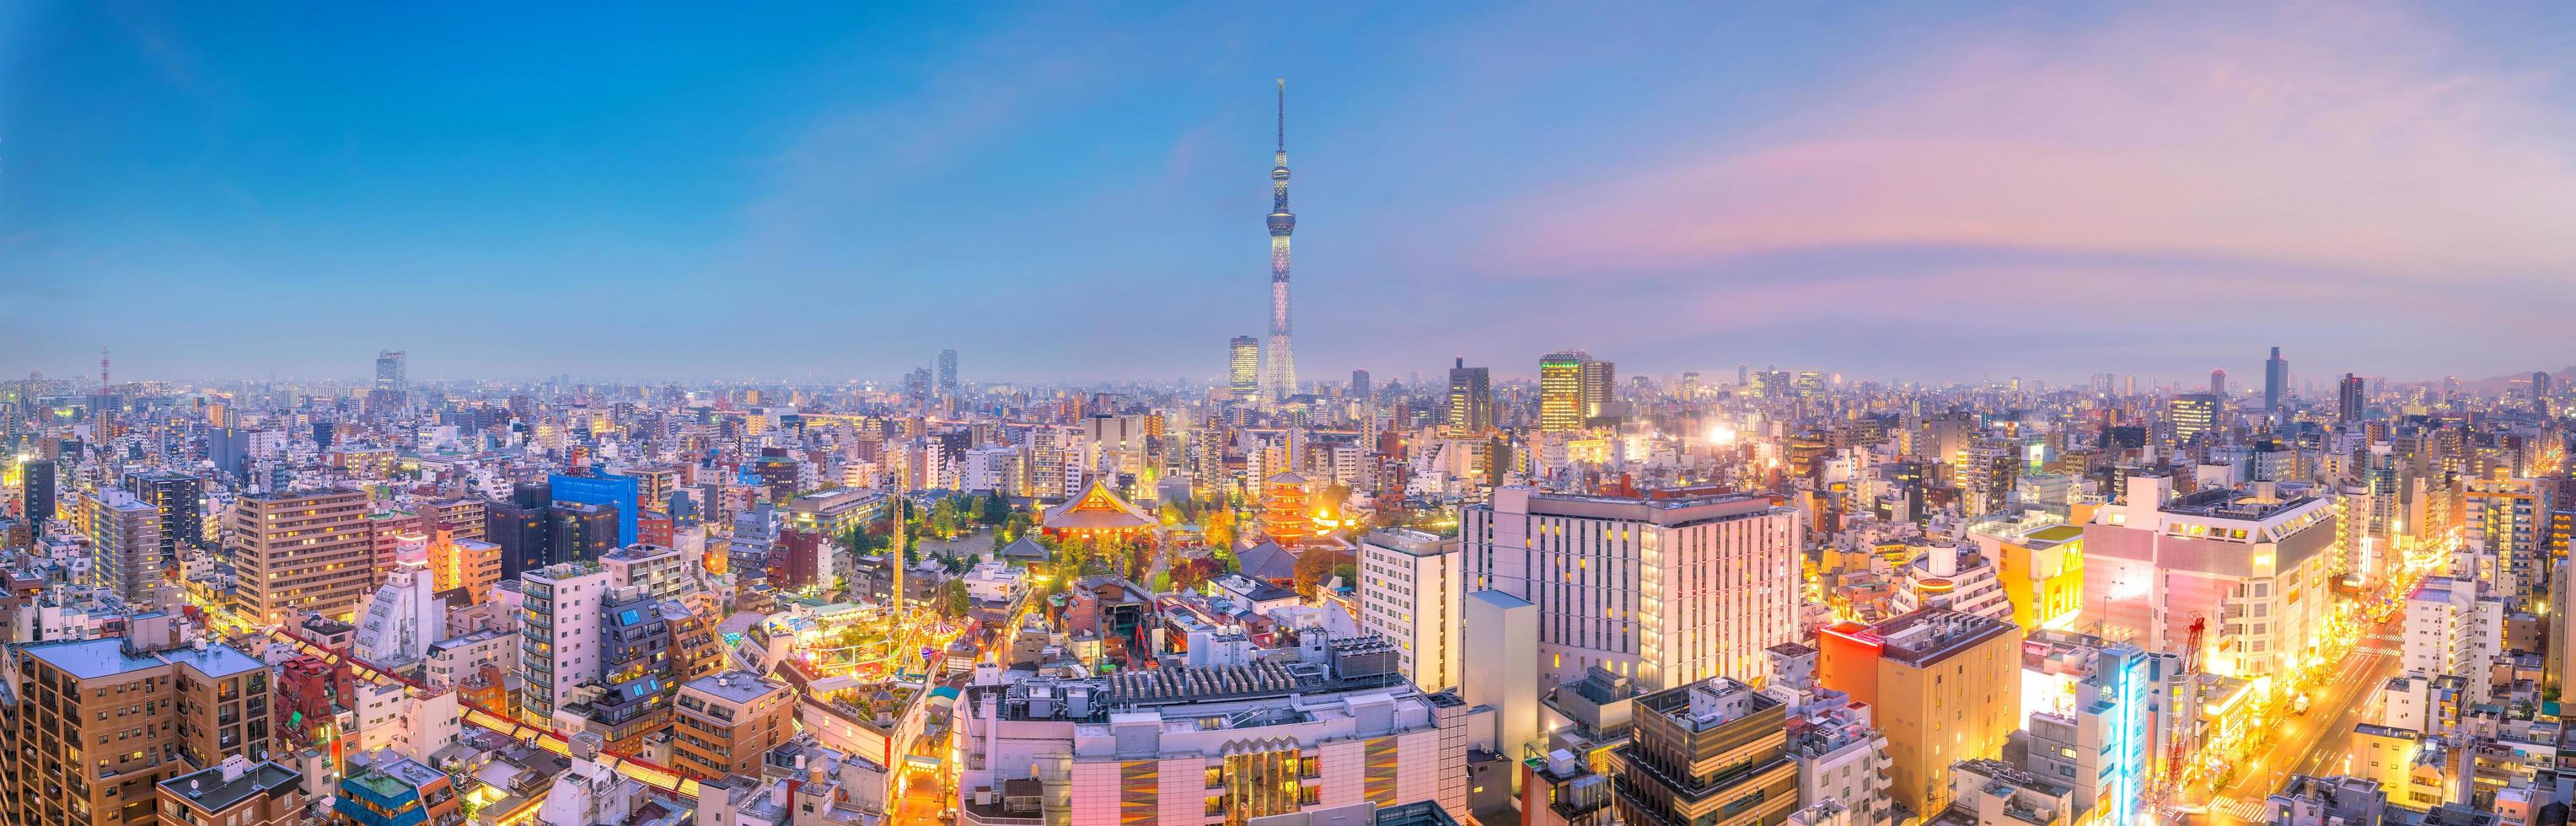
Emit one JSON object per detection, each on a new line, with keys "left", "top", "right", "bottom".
{"left": 1485, "top": 4, "right": 2576, "bottom": 282}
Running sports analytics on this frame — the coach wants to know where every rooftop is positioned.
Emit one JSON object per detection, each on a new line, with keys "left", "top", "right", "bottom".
{"left": 22, "top": 636, "right": 266, "bottom": 681}
{"left": 684, "top": 670, "right": 786, "bottom": 705}
{"left": 160, "top": 759, "right": 303, "bottom": 813}
{"left": 1827, "top": 609, "right": 2017, "bottom": 668}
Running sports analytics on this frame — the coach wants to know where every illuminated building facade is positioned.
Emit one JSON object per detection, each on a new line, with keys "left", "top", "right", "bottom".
{"left": 229, "top": 488, "right": 374, "bottom": 625}
{"left": 1356, "top": 528, "right": 1462, "bottom": 691}
{"left": 1816, "top": 609, "right": 2023, "bottom": 817}
{"left": 2462, "top": 471, "right": 2551, "bottom": 602}
{"left": 1541, "top": 351, "right": 1587, "bottom": 433}
{"left": 2080, "top": 474, "right": 2338, "bottom": 678}
{"left": 2168, "top": 393, "right": 2219, "bottom": 444}
{"left": 1230, "top": 335, "right": 1261, "bottom": 400}
{"left": 1446, "top": 358, "right": 1492, "bottom": 437}
{"left": 0, "top": 620, "right": 276, "bottom": 826}
{"left": 1259, "top": 471, "right": 1319, "bottom": 544}
{"left": 952, "top": 648, "right": 1469, "bottom": 826}
{"left": 1463, "top": 486, "right": 1801, "bottom": 691}
{"left": 1612, "top": 678, "right": 1798, "bottom": 826}
{"left": 1967, "top": 514, "right": 2088, "bottom": 631}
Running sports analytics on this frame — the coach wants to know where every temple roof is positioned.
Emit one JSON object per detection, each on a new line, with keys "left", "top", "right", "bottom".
{"left": 1042, "top": 479, "right": 1155, "bottom": 532}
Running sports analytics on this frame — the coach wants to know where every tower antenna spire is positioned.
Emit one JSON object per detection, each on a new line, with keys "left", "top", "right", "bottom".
{"left": 1276, "top": 78, "right": 1285, "bottom": 154}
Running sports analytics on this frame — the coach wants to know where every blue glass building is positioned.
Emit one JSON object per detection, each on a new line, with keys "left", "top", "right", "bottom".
{"left": 550, "top": 472, "right": 639, "bottom": 547}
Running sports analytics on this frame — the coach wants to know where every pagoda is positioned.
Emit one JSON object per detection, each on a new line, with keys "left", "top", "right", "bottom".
{"left": 1041, "top": 479, "right": 1156, "bottom": 540}
{"left": 1258, "top": 470, "right": 1318, "bottom": 543}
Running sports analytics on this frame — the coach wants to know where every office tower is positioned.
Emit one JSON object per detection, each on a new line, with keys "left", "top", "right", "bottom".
{"left": 1795, "top": 370, "right": 1825, "bottom": 396}
{"left": 374, "top": 350, "right": 406, "bottom": 395}
{"left": 549, "top": 502, "right": 620, "bottom": 565}
{"left": 2167, "top": 393, "right": 2219, "bottom": 444}
{"left": 2536, "top": 370, "right": 2557, "bottom": 415}
{"left": 2340, "top": 373, "right": 2367, "bottom": 423}
{"left": 354, "top": 533, "right": 445, "bottom": 667}
{"left": 1350, "top": 368, "right": 1371, "bottom": 400}
{"left": 2080, "top": 474, "right": 2340, "bottom": 678}
{"left": 2264, "top": 346, "right": 2288, "bottom": 416}
{"left": 1357, "top": 528, "right": 1463, "bottom": 691}
{"left": 1580, "top": 357, "right": 1616, "bottom": 416}
{"left": 155, "top": 758, "right": 309, "bottom": 826}
{"left": 1817, "top": 610, "right": 2025, "bottom": 816}
{"left": 1613, "top": 678, "right": 1799, "bottom": 826}
{"left": 520, "top": 560, "right": 610, "bottom": 726}
{"left": 121, "top": 469, "right": 203, "bottom": 566}
{"left": 83, "top": 488, "right": 164, "bottom": 602}
{"left": 903, "top": 367, "right": 931, "bottom": 405}
{"left": 1737, "top": 364, "right": 1750, "bottom": 386}
{"left": 1230, "top": 335, "right": 1262, "bottom": 400}
{"left": 550, "top": 472, "right": 639, "bottom": 546}
{"left": 936, "top": 348, "right": 959, "bottom": 398}
{"left": 0, "top": 616, "right": 275, "bottom": 826}
{"left": 1539, "top": 351, "right": 1587, "bottom": 432}
{"left": 487, "top": 494, "right": 551, "bottom": 581}
{"left": 2209, "top": 368, "right": 2225, "bottom": 397}
{"left": 1261, "top": 78, "right": 1298, "bottom": 399}
{"left": 1446, "top": 357, "right": 1492, "bottom": 436}
{"left": 671, "top": 671, "right": 795, "bottom": 779}
{"left": 22, "top": 458, "right": 54, "bottom": 524}
{"left": 1679, "top": 372, "right": 1700, "bottom": 400}
{"left": 1463, "top": 486, "right": 1801, "bottom": 690}
{"left": 231, "top": 488, "right": 373, "bottom": 625}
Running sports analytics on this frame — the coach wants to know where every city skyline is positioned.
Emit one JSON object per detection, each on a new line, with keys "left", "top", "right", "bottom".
{"left": 9, "top": 3, "right": 2576, "bottom": 383}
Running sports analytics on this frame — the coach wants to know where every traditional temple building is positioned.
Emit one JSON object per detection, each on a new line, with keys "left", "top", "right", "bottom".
{"left": 1259, "top": 470, "right": 1319, "bottom": 544}
{"left": 1040, "top": 479, "right": 1155, "bottom": 541}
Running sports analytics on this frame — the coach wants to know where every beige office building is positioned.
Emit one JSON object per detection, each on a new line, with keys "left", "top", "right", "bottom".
{"left": 228, "top": 489, "right": 374, "bottom": 625}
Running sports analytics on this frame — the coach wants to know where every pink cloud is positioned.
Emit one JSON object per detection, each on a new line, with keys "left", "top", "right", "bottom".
{"left": 1489, "top": 5, "right": 2576, "bottom": 280}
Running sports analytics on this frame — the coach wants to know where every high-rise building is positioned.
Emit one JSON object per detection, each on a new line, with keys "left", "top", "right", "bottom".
{"left": 550, "top": 472, "right": 639, "bottom": 547}
{"left": 121, "top": 469, "right": 203, "bottom": 566}
{"left": 2535, "top": 370, "right": 2557, "bottom": 415}
{"left": 1350, "top": 368, "right": 1371, "bottom": 400}
{"left": 83, "top": 489, "right": 163, "bottom": 603}
{"left": 2464, "top": 472, "right": 2553, "bottom": 601}
{"left": 1613, "top": 678, "right": 1799, "bottom": 826}
{"left": 231, "top": 488, "right": 374, "bottom": 625}
{"left": 2339, "top": 373, "right": 2366, "bottom": 423}
{"left": 1539, "top": 351, "right": 1587, "bottom": 433}
{"left": 0, "top": 617, "right": 276, "bottom": 826}
{"left": 1261, "top": 79, "right": 1298, "bottom": 400}
{"left": 2264, "top": 346, "right": 2288, "bottom": 416}
{"left": 2209, "top": 368, "right": 2226, "bottom": 397}
{"left": 1580, "top": 357, "right": 1616, "bottom": 417}
{"left": 1230, "top": 335, "right": 1262, "bottom": 400}
{"left": 1464, "top": 486, "right": 1801, "bottom": 690}
{"left": 1357, "top": 528, "right": 1463, "bottom": 692}
{"left": 519, "top": 560, "right": 610, "bottom": 726}
{"left": 1817, "top": 609, "right": 2025, "bottom": 817}
{"left": 2168, "top": 393, "right": 2219, "bottom": 444}
{"left": 21, "top": 458, "right": 54, "bottom": 525}
{"left": 374, "top": 349, "right": 406, "bottom": 395}
{"left": 1446, "top": 358, "right": 1492, "bottom": 436}
{"left": 937, "top": 348, "right": 959, "bottom": 398}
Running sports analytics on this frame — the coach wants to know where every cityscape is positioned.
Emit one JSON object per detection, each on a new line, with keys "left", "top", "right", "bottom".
{"left": 6, "top": 5, "right": 2576, "bottom": 826}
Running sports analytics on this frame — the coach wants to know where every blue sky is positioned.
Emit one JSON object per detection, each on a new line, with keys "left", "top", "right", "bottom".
{"left": 6, "top": 3, "right": 2574, "bottom": 386}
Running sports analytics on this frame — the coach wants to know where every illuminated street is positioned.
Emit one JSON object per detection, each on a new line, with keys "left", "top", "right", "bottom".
{"left": 2198, "top": 618, "right": 2406, "bottom": 824}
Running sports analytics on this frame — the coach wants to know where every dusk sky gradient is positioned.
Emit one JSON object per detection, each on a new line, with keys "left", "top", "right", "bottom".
{"left": 6, "top": 3, "right": 2574, "bottom": 386}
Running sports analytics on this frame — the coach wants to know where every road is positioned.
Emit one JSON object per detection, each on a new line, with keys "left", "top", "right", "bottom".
{"left": 2201, "top": 617, "right": 2406, "bottom": 824}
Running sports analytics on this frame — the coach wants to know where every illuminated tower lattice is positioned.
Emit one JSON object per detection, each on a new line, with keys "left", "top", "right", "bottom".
{"left": 1261, "top": 79, "right": 1297, "bottom": 400}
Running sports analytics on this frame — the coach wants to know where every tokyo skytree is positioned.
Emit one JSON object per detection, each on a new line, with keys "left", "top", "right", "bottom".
{"left": 1261, "top": 78, "right": 1297, "bottom": 400}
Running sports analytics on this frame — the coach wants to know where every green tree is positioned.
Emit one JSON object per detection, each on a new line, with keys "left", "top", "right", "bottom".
{"left": 937, "top": 579, "right": 972, "bottom": 618}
